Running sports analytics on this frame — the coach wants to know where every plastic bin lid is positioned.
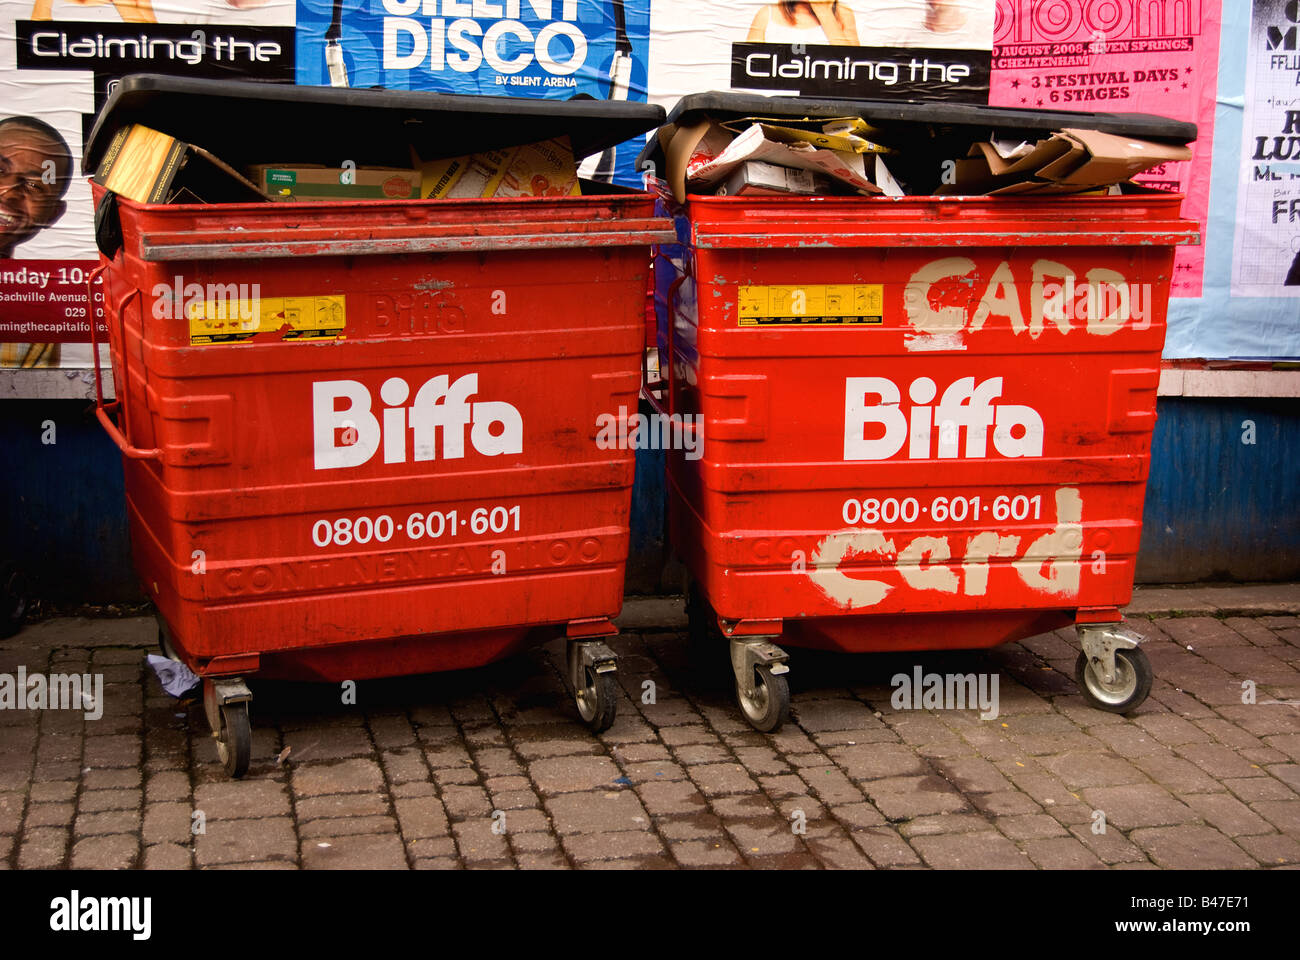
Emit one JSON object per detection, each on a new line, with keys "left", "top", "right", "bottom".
{"left": 659, "top": 90, "right": 1197, "bottom": 145}
{"left": 83, "top": 74, "right": 667, "bottom": 176}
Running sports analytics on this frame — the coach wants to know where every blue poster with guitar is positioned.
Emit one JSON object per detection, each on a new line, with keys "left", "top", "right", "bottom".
{"left": 295, "top": 0, "right": 650, "bottom": 185}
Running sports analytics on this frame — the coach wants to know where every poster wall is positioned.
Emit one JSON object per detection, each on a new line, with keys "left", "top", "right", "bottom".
{"left": 0, "top": 1, "right": 1297, "bottom": 369}
{"left": 1231, "top": 0, "right": 1300, "bottom": 298}
{"left": 988, "top": 0, "right": 1220, "bottom": 299}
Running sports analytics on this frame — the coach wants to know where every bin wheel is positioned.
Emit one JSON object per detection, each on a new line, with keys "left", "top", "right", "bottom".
{"left": 0, "top": 564, "right": 30, "bottom": 640}
{"left": 215, "top": 702, "right": 252, "bottom": 779}
{"left": 737, "top": 664, "right": 790, "bottom": 733}
{"left": 575, "top": 666, "right": 617, "bottom": 733}
{"left": 1075, "top": 647, "right": 1152, "bottom": 714}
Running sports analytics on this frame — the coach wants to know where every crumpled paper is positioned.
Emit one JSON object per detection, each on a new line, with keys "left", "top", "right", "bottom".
{"left": 146, "top": 654, "right": 201, "bottom": 697}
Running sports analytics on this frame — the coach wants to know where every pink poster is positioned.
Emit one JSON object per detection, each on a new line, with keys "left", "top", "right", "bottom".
{"left": 989, "top": 0, "right": 1221, "bottom": 298}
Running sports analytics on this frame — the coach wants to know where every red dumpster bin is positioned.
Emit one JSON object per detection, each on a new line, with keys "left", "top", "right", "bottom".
{"left": 85, "top": 76, "right": 673, "bottom": 776}
{"left": 643, "top": 93, "right": 1199, "bottom": 732}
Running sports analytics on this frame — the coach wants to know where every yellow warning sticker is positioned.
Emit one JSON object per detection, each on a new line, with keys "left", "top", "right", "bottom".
{"left": 188, "top": 295, "right": 346, "bottom": 345}
{"left": 738, "top": 284, "right": 884, "bottom": 327}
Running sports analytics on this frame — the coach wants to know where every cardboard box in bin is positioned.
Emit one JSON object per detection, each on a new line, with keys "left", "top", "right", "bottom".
{"left": 95, "top": 123, "right": 265, "bottom": 204}
{"left": 417, "top": 137, "right": 581, "bottom": 199}
{"left": 249, "top": 164, "right": 421, "bottom": 201}
{"left": 941, "top": 127, "right": 1192, "bottom": 196}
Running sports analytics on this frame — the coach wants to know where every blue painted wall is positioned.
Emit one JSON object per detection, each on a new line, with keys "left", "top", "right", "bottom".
{"left": 1136, "top": 397, "right": 1300, "bottom": 583}
{"left": 0, "top": 400, "right": 141, "bottom": 606}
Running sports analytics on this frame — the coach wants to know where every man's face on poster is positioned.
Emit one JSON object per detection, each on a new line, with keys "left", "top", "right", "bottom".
{"left": 0, "top": 121, "right": 71, "bottom": 258}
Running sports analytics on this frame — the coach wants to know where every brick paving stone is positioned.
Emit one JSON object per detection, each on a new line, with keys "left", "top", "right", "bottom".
{"left": 933, "top": 756, "right": 1013, "bottom": 794}
{"left": 485, "top": 775, "right": 530, "bottom": 794}
{"left": 1022, "top": 836, "right": 1105, "bottom": 869}
{"left": 300, "top": 815, "right": 396, "bottom": 839}
{"left": 302, "top": 833, "right": 408, "bottom": 869}
{"left": 379, "top": 748, "right": 429, "bottom": 785}
{"left": 733, "top": 747, "right": 789, "bottom": 776}
{"left": 1250, "top": 800, "right": 1300, "bottom": 834}
{"left": 531, "top": 755, "right": 620, "bottom": 794}
{"left": 637, "top": 780, "right": 707, "bottom": 817}
{"left": 1182, "top": 794, "right": 1275, "bottom": 837}
{"left": 76, "top": 810, "right": 140, "bottom": 836}
{"left": 970, "top": 791, "right": 1042, "bottom": 817}
{"left": 562, "top": 831, "right": 665, "bottom": 862}
{"left": 688, "top": 763, "right": 759, "bottom": 797}
{"left": 805, "top": 833, "right": 875, "bottom": 869}
{"left": 798, "top": 767, "right": 867, "bottom": 806}
{"left": 295, "top": 792, "right": 389, "bottom": 821}
{"left": 898, "top": 813, "right": 995, "bottom": 837}
{"left": 195, "top": 780, "right": 291, "bottom": 819}
{"left": 1269, "top": 764, "right": 1300, "bottom": 792}
{"left": 473, "top": 747, "right": 523, "bottom": 779}
{"left": 670, "top": 839, "right": 745, "bottom": 867}
{"left": 25, "top": 803, "right": 74, "bottom": 828}
{"left": 143, "top": 842, "right": 193, "bottom": 869}
{"left": 673, "top": 744, "right": 732, "bottom": 765}
{"left": 422, "top": 743, "right": 475, "bottom": 768}
{"left": 1080, "top": 784, "right": 1196, "bottom": 830}
{"left": 1129, "top": 825, "right": 1256, "bottom": 869}
{"left": 546, "top": 791, "right": 648, "bottom": 834}
{"left": 514, "top": 852, "right": 569, "bottom": 869}
{"left": 830, "top": 802, "right": 887, "bottom": 829}
{"left": 725, "top": 819, "right": 801, "bottom": 856}
{"left": 69, "top": 834, "right": 138, "bottom": 869}
{"left": 1129, "top": 753, "right": 1225, "bottom": 794}
{"left": 510, "top": 832, "right": 561, "bottom": 854}
{"left": 291, "top": 759, "right": 384, "bottom": 797}
{"left": 142, "top": 802, "right": 192, "bottom": 844}
{"left": 1223, "top": 776, "right": 1295, "bottom": 803}
{"left": 81, "top": 735, "right": 141, "bottom": 768}
{"left": 393, "top": 797, "right": 450, "bottom": 838}
{"left": 439, "top": 785, "right": 491, "bottom": 821}
{"left": 18, "top": 827, "right": 68, "bottom": 869}
{"left": 1067, "top": 824, "right": 1150, "bottom": 864}
{"left": 621, "top": 760, "right": 687, "bottom": 784}
{"left": 492, "top": 790, "right": 541, "bottom": 811}
{"left": 1135, "top": 713, "right": 1213, "bottom": 746}
{"left": 195, "top": 818, "right": 297, "bottom": 867}
{"left": 407, "top": 837, "right": 458, "bottom": 859}
{"left": 393, "top": 781, "right": 437, "bottom": 799}
{"left": 433, "top": 767, "right": 479, "bottom": 788}
{"left": 79, "top": 789, "right": 141, "bottom": 813}
{"left": 910, "top": 832, "right": 1029, "bottom": 869}
{"left": 658, "top": 725, "right": 718, "bottom": 747}
{"left": 794, "top": 698, "right": 879, "bottom": 732}
{"left": 1176, "top": 742, "right": 1269, "bottom": 780}
{"left": 864, "top": 776, "right": 970, "bottom": 820}
{"left": 83, "top": 768, "right": 141, "bottom": 790}
{"left": 710, "top": 795, "right": 779, "bottom": 820}
{"left": 1235, "top": 832, "right": 1300, "bottom": 866}
{"left": 29, "top": 781, "right": 76, "bottom": 804}
{"left": 996, "top": 814, "right": 1070, "bottom": 841}
{"left": 1040, "top": 752, "right": 1148, "bottom": 790}
{"left": 613, "top": 743, "right": 671, "bottom": 764}
{"left": 829, "top": 743, "right": 928, "bottom": 781}
{"left": 658, "top": 813, "right": 727, "bottom": 841}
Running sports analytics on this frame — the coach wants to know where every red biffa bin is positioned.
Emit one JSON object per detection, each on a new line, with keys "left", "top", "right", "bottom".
{"left": 643, "top": 93, "right": 1200, "bottom": 732}
{"left": 85, "top": 77, "right": 672, "bottom": 776}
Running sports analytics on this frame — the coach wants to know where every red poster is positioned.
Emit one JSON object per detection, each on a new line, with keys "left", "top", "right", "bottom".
{"left": 989, "top": 0, "right": 1221, "bottom": 297}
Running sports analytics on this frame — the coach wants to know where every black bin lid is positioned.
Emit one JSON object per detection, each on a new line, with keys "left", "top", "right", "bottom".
{"left": 84, "top": 75, "right": 667, "bottom": 176}
{"left": 639, "top": 90, "right": 1197, "bottom": 175}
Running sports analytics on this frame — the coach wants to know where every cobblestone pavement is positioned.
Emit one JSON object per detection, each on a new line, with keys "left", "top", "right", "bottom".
{"left": 2, "top": 594, "right": 1299, "bottom": 870}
